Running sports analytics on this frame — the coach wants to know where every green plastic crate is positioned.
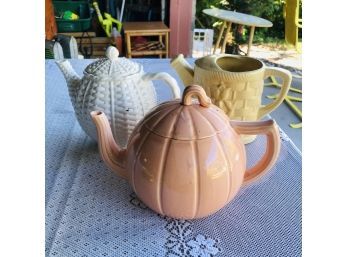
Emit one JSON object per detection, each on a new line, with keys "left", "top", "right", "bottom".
{"left": 53, "top": 1, "right": 91, "bottom": 32}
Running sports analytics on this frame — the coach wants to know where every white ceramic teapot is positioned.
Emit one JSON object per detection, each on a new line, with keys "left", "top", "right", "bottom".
{"left": 56, "top": 46, "right": 181, "bottom": 147}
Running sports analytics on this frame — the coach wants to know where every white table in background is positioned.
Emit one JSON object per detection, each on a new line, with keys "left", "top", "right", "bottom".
{"left": 203, "top": 8, "right": 273, "bottom": 55}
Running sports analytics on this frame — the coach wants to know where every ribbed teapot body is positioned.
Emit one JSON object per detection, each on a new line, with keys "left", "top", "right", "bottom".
{"left": 74, "top": 72, "right": 157, "bottom": 147}
{"left": 127, "top": 130, "right": 246, "bottom": 219}
{"left": 124, "top": 100, "right": 247, "bottom": 219}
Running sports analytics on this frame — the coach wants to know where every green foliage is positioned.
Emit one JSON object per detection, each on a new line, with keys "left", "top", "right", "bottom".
{"left": 195, "top": 0, "right": 287, "bottom": 43}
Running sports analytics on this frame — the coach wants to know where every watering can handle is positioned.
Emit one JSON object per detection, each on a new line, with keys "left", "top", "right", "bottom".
{"left": 258, "top": 67, "right": 292, "bottom": 118}
{"left": 230, "top": 119, "right": 280, "bottom": 185}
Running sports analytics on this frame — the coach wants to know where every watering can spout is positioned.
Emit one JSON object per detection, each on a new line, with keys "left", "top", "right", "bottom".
{"left": 170, "top": 54, "right": 194, "bottom": 87}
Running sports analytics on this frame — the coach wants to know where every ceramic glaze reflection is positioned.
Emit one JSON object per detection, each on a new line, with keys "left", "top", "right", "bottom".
{"left": 204, "top": 139, "right": 228, "bottom": 180}
{"left": 91, "top": 85, "right": 281, "bottom": 219}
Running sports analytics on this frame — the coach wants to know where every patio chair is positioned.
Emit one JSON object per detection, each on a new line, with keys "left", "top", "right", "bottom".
{"left": 285, "top": 0, "right": 302, "bottom": 52}
{"left": 265, "top": 0, "right": 302, "bottom": 128}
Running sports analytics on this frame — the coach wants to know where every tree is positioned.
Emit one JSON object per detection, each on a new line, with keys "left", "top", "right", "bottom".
{"left": 195, "top": 0, "right": 287, "bottom": 43}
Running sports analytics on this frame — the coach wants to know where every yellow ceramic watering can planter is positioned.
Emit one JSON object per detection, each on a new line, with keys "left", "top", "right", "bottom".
{"left": 171, "top": 54, "right": 292, "bottom": 144}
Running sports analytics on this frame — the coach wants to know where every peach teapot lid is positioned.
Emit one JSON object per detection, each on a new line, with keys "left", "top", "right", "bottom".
{"left": 83, "top": 46, "right": 142, "bottom": 79}
{"left": 142, "top": 85, "right": 231, "bottom": 140}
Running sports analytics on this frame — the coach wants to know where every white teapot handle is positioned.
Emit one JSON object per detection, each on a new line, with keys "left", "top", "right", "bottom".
{"left": 142, "top": 72, "right": 181, "bottom": 99}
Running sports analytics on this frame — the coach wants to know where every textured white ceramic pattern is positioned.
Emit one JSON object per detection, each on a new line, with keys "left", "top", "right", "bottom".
{"left": 56, "top": 46, "right": 180, "bottom": 148}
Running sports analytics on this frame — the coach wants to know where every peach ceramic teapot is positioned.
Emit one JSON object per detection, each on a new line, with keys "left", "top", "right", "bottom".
{"left": 91, "top": 85, "right": 281, "bottom": 219}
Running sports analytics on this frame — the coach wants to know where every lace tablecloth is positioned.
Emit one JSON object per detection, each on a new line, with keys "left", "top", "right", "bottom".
{"left": 45, "top": 59, "right": 302, "bottom": 257}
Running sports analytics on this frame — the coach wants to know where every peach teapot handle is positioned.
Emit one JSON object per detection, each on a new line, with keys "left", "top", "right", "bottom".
{"left": 230, "top": 119, "right": 281, "bottom": 185}
{"left": 181, "top": 85, "right": 212, "bottom": 107}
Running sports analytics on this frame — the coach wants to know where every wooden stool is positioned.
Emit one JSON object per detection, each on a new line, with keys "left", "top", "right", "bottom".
{"left": 123, "top": 21, "right": 170, "bottom": 58}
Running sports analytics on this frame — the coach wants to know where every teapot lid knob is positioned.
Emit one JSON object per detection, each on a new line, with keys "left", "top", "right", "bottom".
{"left": 182, "top": 85, "right": 211, "bottom": 107}
{"left": 106, "top": 46, "right": 119, "bottom": 61}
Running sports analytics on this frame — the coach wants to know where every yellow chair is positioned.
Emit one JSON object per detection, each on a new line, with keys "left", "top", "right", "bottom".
{"left": 285, "top": 0, "right": 302, "bottom": 52}
{"left": 265, "top": 0, "right": 302, "bottom": 128}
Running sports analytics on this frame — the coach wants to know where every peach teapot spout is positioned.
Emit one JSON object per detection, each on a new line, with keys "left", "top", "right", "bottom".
{"left": 90, "top": 111, "right": 128, "bottom": 179}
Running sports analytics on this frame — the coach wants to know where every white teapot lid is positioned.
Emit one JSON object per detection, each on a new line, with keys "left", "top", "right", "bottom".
{"left": 84, "top": 46, "right": 141, "bottom": 78}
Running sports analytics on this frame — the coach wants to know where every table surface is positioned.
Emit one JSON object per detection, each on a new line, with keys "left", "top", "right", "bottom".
{"left": 123, "top": 21, "right": 170, "bottom": 33}
{"left": 45, "top": 59, "right": 301, "bottom": 257}
{"left": 203, "top": 8, "right": 273, "bottom": 27}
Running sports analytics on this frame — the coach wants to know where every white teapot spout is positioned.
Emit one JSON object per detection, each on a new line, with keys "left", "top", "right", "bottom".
{"left": 56, "top": 60, "right": 81, "bottom": 105}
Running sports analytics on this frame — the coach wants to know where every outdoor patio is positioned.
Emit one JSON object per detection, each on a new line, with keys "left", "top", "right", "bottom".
{"left": 247, "top": 44, "right": 302, "bottom": 150}
{"left": 44, "top": 1, "right": 303, "bottom": 256}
